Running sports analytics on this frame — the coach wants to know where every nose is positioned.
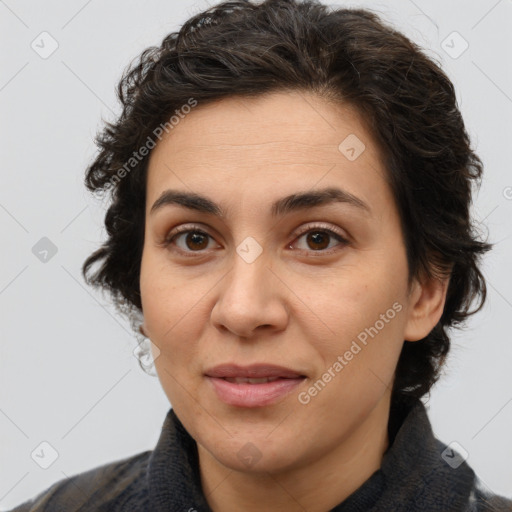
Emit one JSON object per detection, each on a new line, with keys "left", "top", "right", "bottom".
{"left": 210, "top": 253, "right": 289, "bottom": 339}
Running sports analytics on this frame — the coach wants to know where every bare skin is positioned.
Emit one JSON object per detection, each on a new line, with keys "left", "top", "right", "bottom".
{"left": 139, "top": 91, "right": 449, "bottom": 512}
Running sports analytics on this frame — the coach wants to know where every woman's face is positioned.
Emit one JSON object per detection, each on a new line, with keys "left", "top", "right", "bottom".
{"left": 140, "top": 91, "right": 440, "bottom": 475}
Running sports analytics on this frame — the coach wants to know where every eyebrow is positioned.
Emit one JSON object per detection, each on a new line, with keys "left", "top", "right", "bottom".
{"left": 149, "top": 186, "right": 370, "bottom": 217}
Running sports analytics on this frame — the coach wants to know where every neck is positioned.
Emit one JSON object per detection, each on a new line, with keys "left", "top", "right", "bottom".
{"left": 198, "top": 394, "right": 391, "bottom": 512}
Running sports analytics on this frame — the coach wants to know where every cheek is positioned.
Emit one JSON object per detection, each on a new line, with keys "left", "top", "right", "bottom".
{"left": 306, "top": 304, "right": 406, "bottom": 429}
{"left": 139, "top": 250, "right": 223, "bottom": 380}
{"left": 304, "top": 262, "right": 408, "bottom": 391}
{"left": 308, "top": 266, "right": 405, "bottom": 339}
{"left": 140, "top": 258, "right": 204, "bottom": 406}
{"left": 140, "top": 249, "right": 196, "bottom": 336}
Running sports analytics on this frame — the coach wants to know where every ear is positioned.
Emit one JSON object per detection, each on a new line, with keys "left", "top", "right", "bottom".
{"left": 403, "top": 273, "right": 450, "bottom": 342}
{"left": 139, "top": 323, "right": 149, "bottom": 338}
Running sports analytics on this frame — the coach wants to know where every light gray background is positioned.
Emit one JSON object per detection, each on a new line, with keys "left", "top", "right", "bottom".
{"left": 1, "top": 0, "right": 511, "bottom": 508}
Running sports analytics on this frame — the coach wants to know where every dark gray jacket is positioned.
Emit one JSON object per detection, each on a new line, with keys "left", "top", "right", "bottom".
{"left": 9, "top": 399, "right": 512, "bottom": 511}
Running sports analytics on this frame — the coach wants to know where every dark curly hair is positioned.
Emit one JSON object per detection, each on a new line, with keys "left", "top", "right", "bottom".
{"left": 82, "top": 0, "right": 491, "bottom": 405}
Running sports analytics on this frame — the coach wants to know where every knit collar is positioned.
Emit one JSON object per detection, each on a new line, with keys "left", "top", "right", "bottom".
{"left": 332, "top": 399, "right": 476, "bottom": 511}
{"left": 147, "top": 399, "right": 476, "bottom": 511}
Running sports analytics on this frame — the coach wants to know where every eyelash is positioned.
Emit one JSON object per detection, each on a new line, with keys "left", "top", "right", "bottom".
{"left": 162, "top": 223, "right": 349, "bottom": 257}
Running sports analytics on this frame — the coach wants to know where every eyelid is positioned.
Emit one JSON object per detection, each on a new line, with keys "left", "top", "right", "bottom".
{"left": 163, "top": 221, "right": 350, "bottom": 254}
{"left": 164, "top": 222, "right": 215, "bottom": 238}
{"left": 290, "top": 222, "right": 348, "bottom": 243}
{"left": 287, "top": 222, "right": 350, "bottom": 256}
{"left": 163, "top": 223, "right": 219, "bottom": 252}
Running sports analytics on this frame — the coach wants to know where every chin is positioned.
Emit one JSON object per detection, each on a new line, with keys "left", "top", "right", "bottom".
{"left": 209, "top": 441, "right": 301, "bottom": 475}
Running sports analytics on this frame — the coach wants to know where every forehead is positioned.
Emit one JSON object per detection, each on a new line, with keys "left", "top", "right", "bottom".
{"left": 145, "top": 91, "right": 390, "bottom": 213}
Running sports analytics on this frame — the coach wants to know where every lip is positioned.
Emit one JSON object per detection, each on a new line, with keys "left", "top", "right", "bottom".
{"left": 205, "top": 364, "right": 306, "bottom": 407}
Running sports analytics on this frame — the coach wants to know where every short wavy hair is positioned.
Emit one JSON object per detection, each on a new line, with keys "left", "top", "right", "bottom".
{"left": 82, "top": 0, "right": 491, "bottom": 405}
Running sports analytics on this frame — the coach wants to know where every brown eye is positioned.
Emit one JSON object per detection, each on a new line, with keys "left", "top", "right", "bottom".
{"left": 306, "top": 231, "right": 331, "bottom": 250}
{"left": 292, "top": 227, "right": 349, "bottom": 254}
{"left": 166, "top": 229, "right": 218, "bottom": 253}
{"left": 184, "top": 231, "right": 209, "bottom": 250}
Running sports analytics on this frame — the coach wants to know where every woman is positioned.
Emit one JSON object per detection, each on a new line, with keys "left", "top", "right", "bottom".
{"left": 10, "top": 0, "right": 512, "bottom": 510}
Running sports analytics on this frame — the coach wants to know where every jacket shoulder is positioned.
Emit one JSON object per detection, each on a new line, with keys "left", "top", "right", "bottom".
{"left": 472, "top": 480, "right": 512, "bottom": 512}
{"left": 8, "top": 450, "right": 152, "bottom": 512}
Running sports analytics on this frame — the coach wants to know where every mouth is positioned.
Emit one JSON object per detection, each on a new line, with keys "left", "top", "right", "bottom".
{"left": 205, "top": 364, "right": 307, "bottom": 407}
{"left": 223, "top": 376, "right": 284, "bottom": 384}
